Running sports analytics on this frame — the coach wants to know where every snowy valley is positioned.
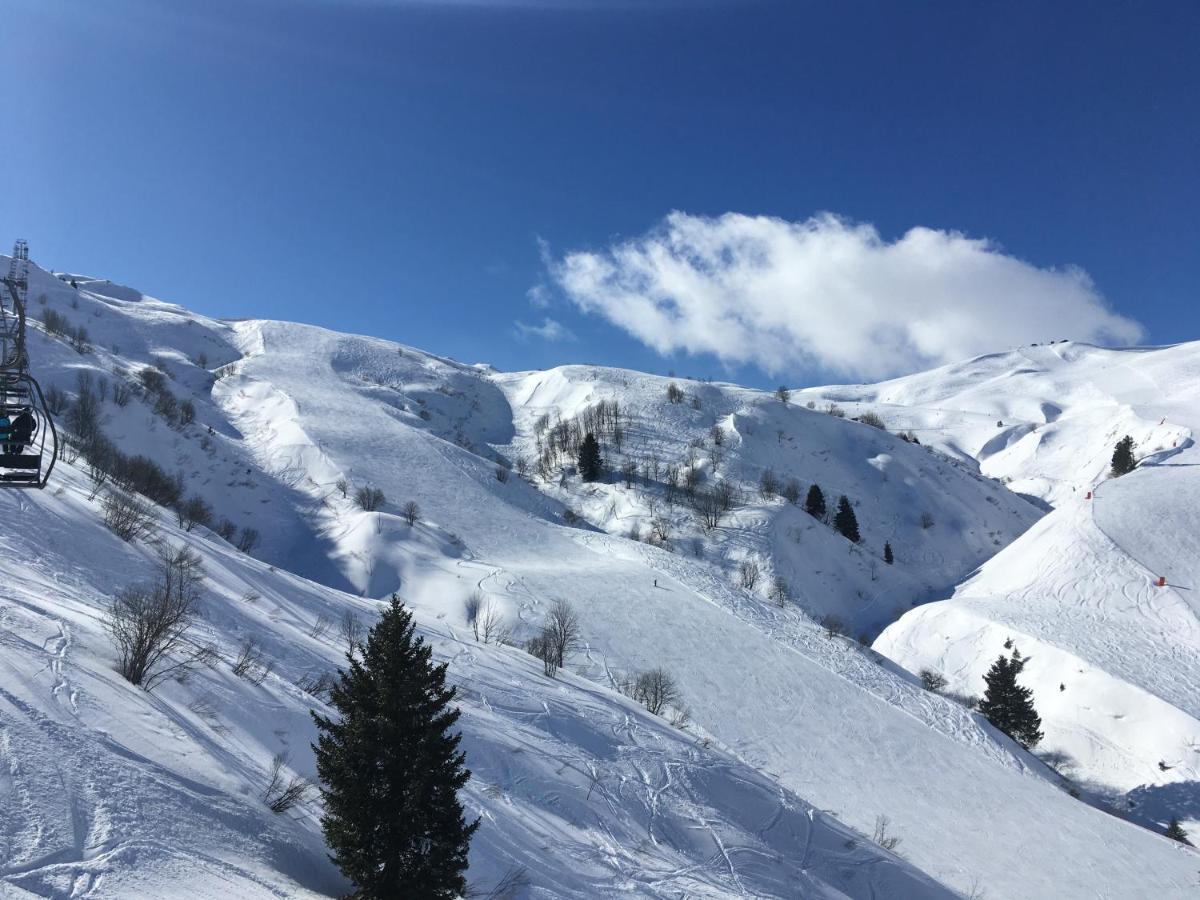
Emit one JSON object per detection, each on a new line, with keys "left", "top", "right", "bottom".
{"left": 2, "top": 258, "right": 1198, "bottom": 899}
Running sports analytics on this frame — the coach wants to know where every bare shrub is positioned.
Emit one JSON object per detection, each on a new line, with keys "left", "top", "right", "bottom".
{"left": 179, "top": 398, "right": 196, "bottom": 426}
{"left": 920, "top": 511, "right": 935, "bottom": 529}
{"left": 45, "top": 384, "right": 68, "bottom": 415}
{"left": 665, "top": 383, "right": 684, "bottom": 404}
{"left": 308, "top": 615, "right": 331, "bottom": 640}
{"left": 857, "top": 410, "right": 886, "bottom": 430}
{"left": 775, "top": 385, "right": 790, "bottom": 405}
{"left": 620, "top": 667, "right": 681, "bottom": 716}
{"left": 175, "top": 494, "right": 213, "bottom": 533}
{"left": 232, "top": 637, "right": 263, "bottom": 676}
{"left": 263, "top": 753, "right": 309, "bottom": 813}
{"left": 216, "top": 518, "right": 237, "bottom": 541}
{"left": 919, "top": 668, "right": 948, "bottom": 692}
{"left": 106, "top": 545, "right": 203, "bottom": 689}
{"left": 759, "top": 468, "right": 779, "bottom": 500}
{"left": 782, "top": 478, "right": 801, "bottom": 504}
{"left": 739, "top": 560, "right": 760, "bottom": 590}
{"left": 821, "top": 614, "right": 845, "bottom": 639}
{"left": 355, "top": 486, "right": 386, "bottom": 511}
{"left": 112, "top": 380, "right": 133, "bottom": 407}
{"left": 872, "top": 814, "right": 902, "bottom": 852}
{"left": 495, "top": 465, "right": 509, "bottom": 483}
{"left": 102, "top": 489, "right": 155, "bottom": 542}
{"left": 236, "top": 526, "right": 260, "bottom": 553}
{"left": 296, "top": 670, "right": 335, "bottom": 701}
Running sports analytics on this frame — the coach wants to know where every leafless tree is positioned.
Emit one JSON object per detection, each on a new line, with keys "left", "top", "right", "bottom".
{"left": 759, "top": 468, "right": 779, "bottom": 500}
{"left": 919, "top": 668, "right": 948, "bottom": 692}
{"left": 821, "top": 614, "right": 846, "bottom": 640}
{"left": 544, "top": 599, "right": 580, "bottom": 667}
{"left": 402, "top": 500, "right": 421, "bottom": 525}
{"left": 620, "top": 459, "right": 637, "bottom": 487}
{"left": 525, "top": 632, "right": 558, "bottom": 677}
{"left": 621, "top": 668, "right": 680, "bottom": 716}
{"left": 650, "top": 517, "right": 672, "bottom": 544}
{"left": 477, "top": 599, "right": 510, "bottom": 645}
{"left": 339, "top": 610, "right": 364, "bottom": 656}
{"left": 106, "top": 545, "right": 203, "bottom": 690}
{"left": 739, "top": 560, "right": 760, "bottom": 590}
{"left": 769, "top": 575, "right": 789, "bottom": 606}
{"left": 775, "top": 385, "right": 790, "bottom": 405}
{"left": 715, "top": 480, "right": 738, "bottom": 512}
{"left": 693, "top": 490, "right": 723, "bottom": 530}
{"left": 710, "top": 424, "right": 725, "bottom": 446}
{"left": 355, "top": 485, "right": 386, "bottom": 511}
{"left": 236, "top": 526, "right": 260, "bottom": 553}
{"left": 464, "top": 592, "right": 482, "bottom": 638}
{"left": 102, "top": 488, "right": 155, "bottom": 542}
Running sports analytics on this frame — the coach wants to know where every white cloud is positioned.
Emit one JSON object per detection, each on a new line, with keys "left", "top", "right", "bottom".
{"left": 513, "top": 317, "right": 576, "bottom": 342}
{"left": 526, "top": 283, "right": 552, "bottom": 308}
{"left": 549, "top": 211, "right": 1144, "bottom": 380}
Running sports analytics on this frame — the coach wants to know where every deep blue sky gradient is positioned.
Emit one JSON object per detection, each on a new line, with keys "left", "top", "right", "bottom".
{"left": 5, "top": 0, "right": 1198, "bottom": 386}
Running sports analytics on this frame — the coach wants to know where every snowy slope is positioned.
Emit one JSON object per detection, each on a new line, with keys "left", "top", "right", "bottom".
{"left": 6, "top": 262, "right": 1199, "bottom": 897}
{"left": 812, "top": 342, "right": 1200, "bottom": 839}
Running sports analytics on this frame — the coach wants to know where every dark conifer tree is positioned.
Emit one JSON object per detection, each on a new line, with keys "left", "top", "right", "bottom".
{"left": 833, "top": 495, "right": 860, "bottom": 543}
{"left": 578, "top": 432, "right": 603, "bottom": 482}
{"left": 312, "top": 595, "right": 478, "bottom": 899}
{"left": 1165, "top": 817, "right": 1192, "bottom": 845}
{"left": 1110, "top": 435, "right": 1137, "bottom": 477}
{"left": 883, "top": 541, "right": 894, "bottom": 565}
{"left": 978, "top": 653, "right": 1043, "bottom": 749}
{"left": 804, "top": 484, "right": 826, "bottom": 519}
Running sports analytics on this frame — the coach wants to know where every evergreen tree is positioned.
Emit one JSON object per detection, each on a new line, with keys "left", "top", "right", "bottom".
{"left": 833, "top": 495, "right": 860, "bottom": 543}
{"left": 804, "top": 484, "right": 826, "bottom": 519}
{"left": 578, "top": 432, "right": 603, "bottom": 482}
{"left": 1165, "top": 817, "right": 1192, "bottom": 845}
{"left": 883, "top": 541, "right": 894, "bottom": 565}
{"left": 1110, "top": 435, "right": 1137, "bottom": 477}
{"left": 312, "top": 595, "right": 478, "bottom": 899}
{"left": 978, "top": 653, "right": 1043, "bottom": 749}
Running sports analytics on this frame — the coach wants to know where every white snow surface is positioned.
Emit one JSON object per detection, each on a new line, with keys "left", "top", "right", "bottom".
{"left": 1, "top": 265, "right": 1196, "bottom": 897}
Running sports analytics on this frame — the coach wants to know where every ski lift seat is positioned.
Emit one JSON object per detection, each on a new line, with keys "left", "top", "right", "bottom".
{"left": 0, "top": 453, "right": 41, "bottom": 469}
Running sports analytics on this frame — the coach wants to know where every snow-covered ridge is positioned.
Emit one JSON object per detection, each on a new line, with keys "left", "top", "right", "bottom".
{"left": 3, "top": 259, "right": 1197, "bottom": 897}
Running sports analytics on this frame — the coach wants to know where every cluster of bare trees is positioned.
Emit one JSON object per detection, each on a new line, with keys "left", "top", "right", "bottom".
{"left": 463, "top": 592, "right": 511, "bottom": 645}
{"left": 525, "top": 600, "right": 579, "bottom": 677}
{"left": 618, "top": 667, "right": 682, "bottom": 717}
{"left": 532, "top": 400, "right": 625, "bottom": 480}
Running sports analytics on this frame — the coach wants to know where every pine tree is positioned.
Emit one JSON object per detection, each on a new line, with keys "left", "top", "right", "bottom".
{"left": 312, "top": 595, "right": 478, "bottom": 899}
{"left": 804, "top": 484, "right": 826, "bottom": 519}
{"left": 1110, "top": 435, "right": 1137, "bottom": 477}
{"left": 833, "top": 495, "right": 860, "bottom": 543}
{"left": 1165, "top": 817, "right": 1192, "bottom": 845}
{"left": 978, "top": 653, "right": 1043, "bottom": 749}
{"left": 578, "top": 432, "right": 603, "bottom": 482}
{"left": 883, "top": 541, "right": 894, "bottom": 565}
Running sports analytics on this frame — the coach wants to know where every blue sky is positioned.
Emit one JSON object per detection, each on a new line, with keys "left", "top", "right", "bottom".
{"left": 5, "top": 0, "right": 1197, "bottom": 386}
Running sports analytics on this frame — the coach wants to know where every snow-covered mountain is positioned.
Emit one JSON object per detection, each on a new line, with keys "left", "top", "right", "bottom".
{"left": 3, "top": 259, "right": 1197, "bottom": 898}
{"left": 799, "top": 344, "right": 1200, "bottom": 844}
